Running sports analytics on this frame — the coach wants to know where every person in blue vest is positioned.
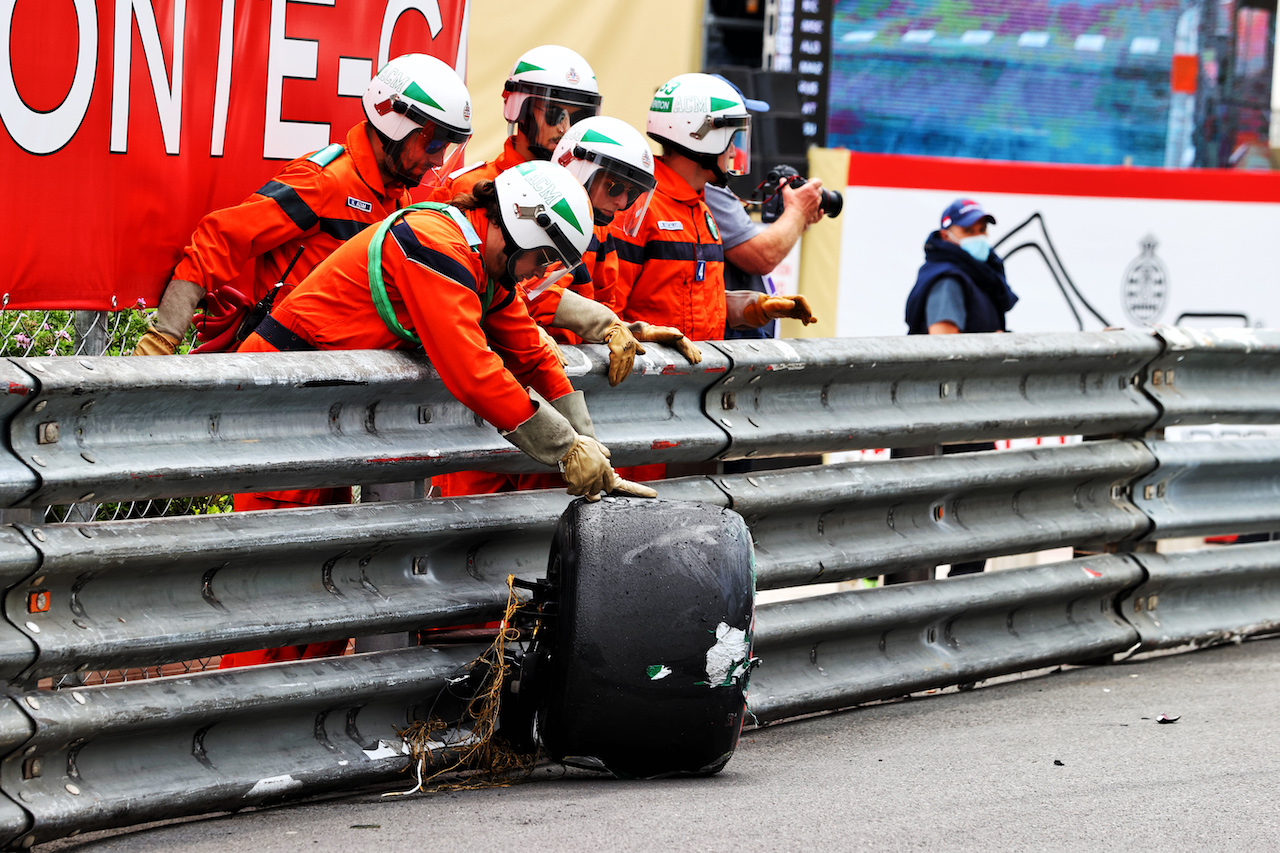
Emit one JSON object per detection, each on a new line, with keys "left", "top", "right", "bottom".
{"left": 905, "top": 198, "right": 1017, "bottom": 335}
{"left": 894, "top": 198, "right": 1018, "bottom": 580}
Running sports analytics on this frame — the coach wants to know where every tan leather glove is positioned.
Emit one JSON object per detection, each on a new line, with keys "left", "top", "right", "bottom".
{"left": 504, "top": 390, "right": 659, "bottom": 500}
{"left": 742, "top": 293, "right": 817, "bottom": 327}
{"left": 133, "top": 279, "right": 205, "bottom": 355}
{"left": 551, "top": 290, "right": 645, "bottom": 386}
{"left": 502, "top": 392, "right": 576, "bottom": 464}
{"left": 549, "top": 390, "right": 595, "bottom": 437}
{"left": 609, "top": 476, "right": 658, "bottom": 499}
{"left": 560, "top": 435, "right": 614, "bottom": 500}
{"left": 629, "top": 322, "right": 702, "bottom": 364}
{"left": 132, "top": 329, "right": 181, "bottom": 356}
{"left": 561, "top": 437, "right": 659, "bottom": 500}
{"left": 601, "top": 321, "right": 645, "bottom": 387}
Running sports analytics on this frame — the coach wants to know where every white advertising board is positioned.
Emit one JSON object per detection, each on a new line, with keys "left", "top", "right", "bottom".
{"left": 835, "top": 153, "right": 1280, "bottom": 337}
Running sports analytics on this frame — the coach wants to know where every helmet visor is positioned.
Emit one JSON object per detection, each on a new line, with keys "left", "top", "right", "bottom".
{"left": 422, "top": 136, "right": 469, "bottom": 188}
{"left": 508, "top": 246, "right": 582, "bottom": 292}
{"left": 386, "top": 109, "right": 472, "bottom": 188}
{"left": 586, "top": 171, "right": 655, "bottom": 238}
{"left": 725, "top": 124, "right": 751, "bottom": 177}
{"left": 507, "top": 81, "right": 602, "bottom": 114}
{"left": 539, "top": 100, "right": 598, "bottom": 129}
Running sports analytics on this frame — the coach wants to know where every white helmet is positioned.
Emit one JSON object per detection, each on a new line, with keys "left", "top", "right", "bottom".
{"left": 493, "top": 161, "right": 595, "bottom": 287}
{"left": 552, "top": 117, "right": 657, "bottom": 237}
{"left": 363, "top": 54, "right": 473, "bottom": 187}
{"left": 647, "top": 72, "right": 751, "bottom": 184}
{"left": 502, "top": 45, "right": 603, "bottom": 159}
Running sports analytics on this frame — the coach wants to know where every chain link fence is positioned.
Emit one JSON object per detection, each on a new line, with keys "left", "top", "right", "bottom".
{"left": 0, "top": 307, "right": 233, "bottom": 523}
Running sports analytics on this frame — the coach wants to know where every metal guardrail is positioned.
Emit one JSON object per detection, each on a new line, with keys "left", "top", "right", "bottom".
{"left": 0, "top": 330, "right": 1176, "bottom": 507}
{"left": 1132, "top": 438, "right": 1280, "bottom": 540}
{"left": 0, "top": 645, "right": 484, "bottom": 848}
{"left": 1148, "top": 327, "right": 1280, "bottom": 427}
{"left": 709, "top": 331, "right": 1162, "bottom": 458}
{"left": 1121, "top": 541, "right": 1280, "bottom": 652}
{"left": 749, "top": 554, "right": 1145, "bottom": 722}
{"left": 0, "top": 328, "right": 1277, "bottom": 847}
{"left": 0, "top": 366, "right": 37, "bottom": 509}
{"left": 0, "top": 436, "right": 1171, "bottom": 681}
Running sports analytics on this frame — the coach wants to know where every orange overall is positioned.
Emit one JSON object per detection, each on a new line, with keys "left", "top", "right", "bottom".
{"left": 605, "top": 157, "right": 727, "bottom": 341}
{"left": 602, "top": 157, "right": 730, "bottom": 483}
{"left": 221, "top": 205, "right": 572, "bottom": 667}
{"left": 177, "top": 122, "right": 411, "bottom": 337}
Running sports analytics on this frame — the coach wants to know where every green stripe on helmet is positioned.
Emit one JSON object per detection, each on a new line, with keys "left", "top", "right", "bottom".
{"left": 552, "top": 198, "right": 584, "bottom": 235}
{"left": 710, "top": 96, "right": 741, "bottom": 112}
{"left": 404, "top": 81, "right": 443, "bottom": 111}
{"left": 580, "top": 128, "right": 621, "bottom": 145}
{"left": 513, "top": 61, "right": 546, "bottom": 75}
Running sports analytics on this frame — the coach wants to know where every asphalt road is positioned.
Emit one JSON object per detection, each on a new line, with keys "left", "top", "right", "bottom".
{"left": 45, "top": 637, "right": 1280, "bottom": 853}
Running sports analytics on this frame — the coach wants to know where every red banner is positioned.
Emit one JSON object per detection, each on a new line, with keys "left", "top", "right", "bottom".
{"left": 0, "top": 0, "right": 469, "bottom": 311}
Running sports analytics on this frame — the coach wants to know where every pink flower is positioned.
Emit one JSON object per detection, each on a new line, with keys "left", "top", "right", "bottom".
{"left": 134, "top": 297, "right": 147, "bottom": 309}
{"left": 55, "top": 330, "right": 72, "bottom": 342}
{"left": 14, "top": 334, "right": 31, "bottom": 346}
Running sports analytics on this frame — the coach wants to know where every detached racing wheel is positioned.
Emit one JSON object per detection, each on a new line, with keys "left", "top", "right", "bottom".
{"left": 507, "top": 496, "right": 756, "bottom": 778}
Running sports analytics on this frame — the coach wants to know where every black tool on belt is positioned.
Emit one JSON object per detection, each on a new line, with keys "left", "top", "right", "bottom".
{"left": 235, "top": 246, "right": 306, "bottom": 343}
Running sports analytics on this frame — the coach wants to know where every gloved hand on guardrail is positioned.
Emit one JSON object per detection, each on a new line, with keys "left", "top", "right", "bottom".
{"left": 745, "top": 294, "right": 817, "bottom": 327}
{"left": 560, "top": 436, "right": 658, "bottom": 500}
{"left": 550, "top": 290, "right": 646, "bottom": 387}
{"left": 132, "top": 328, "right": 182, "bottom": 356}
{"left": 504, "top": 391, "right": 658, "bottom": 500}
{"left": 559, "top": 434, "right": 614, "bottom": 498}
{"left": 131, "top": 279, "right": 205, "bottom": 356}
{"left": 628, "top": 321, "right": 703, "bottom": 365}
{"left": 601, "top": 321, "right": 644, "bottom": 387}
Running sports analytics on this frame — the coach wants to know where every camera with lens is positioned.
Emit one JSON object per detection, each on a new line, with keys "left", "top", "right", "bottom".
{"left": 755, "top": 164, "right": 844, "bottom": 224}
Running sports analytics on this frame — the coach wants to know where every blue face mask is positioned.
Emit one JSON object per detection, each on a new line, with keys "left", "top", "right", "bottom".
{"left": 959, "top": 235, "right": 991, "bottom": 263}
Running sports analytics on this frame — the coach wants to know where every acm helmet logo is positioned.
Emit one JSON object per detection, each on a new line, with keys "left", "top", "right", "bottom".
{"left": 514, "top": 162, "right": 586, "bottom": 235}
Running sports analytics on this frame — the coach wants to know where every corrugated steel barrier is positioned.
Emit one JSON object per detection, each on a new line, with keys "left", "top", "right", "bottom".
{"left": 749, "top": 554, "right": 1146, "bottom": 721}
{"left": 0, "top": 328, "right": 1277, "bottom": 847}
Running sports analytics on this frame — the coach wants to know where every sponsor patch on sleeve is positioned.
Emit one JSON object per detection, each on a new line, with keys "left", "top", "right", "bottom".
{"left": 346, "top": 197, "right": 373, "bottom": 213}
{"left": 657, "top": 220, "right": 684, "bottom": 231}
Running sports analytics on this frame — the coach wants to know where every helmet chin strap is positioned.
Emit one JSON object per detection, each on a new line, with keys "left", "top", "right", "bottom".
{"left": 694, "top": 150, "right": 731, "bottom": 187}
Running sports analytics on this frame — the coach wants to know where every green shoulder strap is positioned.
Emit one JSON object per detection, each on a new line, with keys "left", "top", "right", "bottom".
{"left": 307, "top": 143, "right": 345, "bottom": 168}
{"left": 367, "top": 202, "right": 484, "bottom": 344}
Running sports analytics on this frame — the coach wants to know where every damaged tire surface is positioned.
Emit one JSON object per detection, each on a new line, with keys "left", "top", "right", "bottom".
{"left": 537, "top": 497, "right": 756, "bottom": 778}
